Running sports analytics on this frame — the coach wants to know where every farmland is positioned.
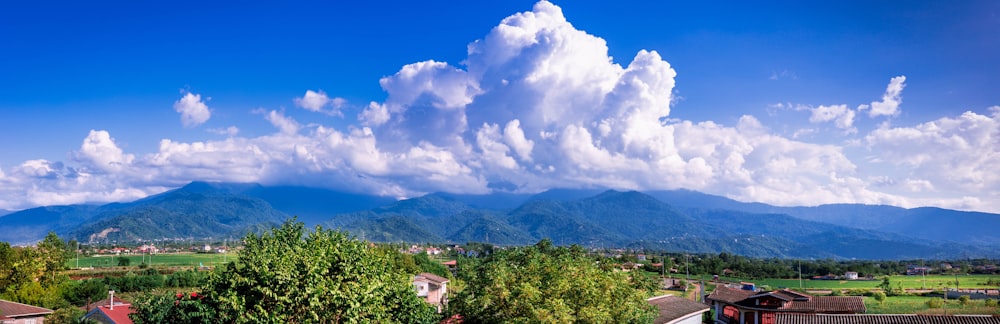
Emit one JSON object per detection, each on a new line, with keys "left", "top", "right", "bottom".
{"left": 66, "top": 252, "right": 233, "bottom": 269}
{"left": 713, "top": 274, "right": 1000, "bottom": 290}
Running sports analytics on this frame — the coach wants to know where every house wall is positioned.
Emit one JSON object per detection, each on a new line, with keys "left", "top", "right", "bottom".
{"left": 674, "top": 313, "right": 703, "bottom": 324}
{"left": 1, "top": 315, "right": 46, "bottom": 324}
{"left": 414, "top": 281, "right": 430, "bottom": 297}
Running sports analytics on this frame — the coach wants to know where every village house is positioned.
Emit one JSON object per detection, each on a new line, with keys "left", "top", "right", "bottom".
{"left": 413, "top": 272, "right": 449, "bottom": 313}
{"left": 81, "top": 291, "right": 134, "bottom": 324}
{"left": 844, "top": 271, "right": 859, "bottom": 280}
{"left": 706, "top": 286, "right": 865, "bottom": 324}
{"left": 647, "top": 295, "right": 710, "bottom": 324}
{"left": 0, "top": 299, "right": 53, "bottom": 324}
{"left": 906, "top": 265, "right": 932, "bottom": 275}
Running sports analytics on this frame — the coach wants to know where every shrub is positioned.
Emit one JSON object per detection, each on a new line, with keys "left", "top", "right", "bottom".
{"left": 926, "top": 298, "right": 943, "bottom": 309}
{"left": 872, "top": 291, "right": 886, "bottom": 305}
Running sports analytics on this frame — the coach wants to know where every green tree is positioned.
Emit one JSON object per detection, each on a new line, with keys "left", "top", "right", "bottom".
{"left": 877, "top": 277, "right": 897, "bottom": 296}
{"left": 132, "top": 220, "right": 437, "bottom": 323}
{"left": 37, "top": 232, "right": 68, "bottom": 284}
{"left": 872, "top": 291, "right": 887, "bottom": 305}
{"left": 118, "top": 257, "right": 131, "bottom": 267}
{"left": 452, "top": 239, "right": 657, "bottom": 323}
{"left": 45, "top": 306, "right": 88, "bottom": 324}
{"left": 130, "top": 292, "right": 216, "bottom": 324}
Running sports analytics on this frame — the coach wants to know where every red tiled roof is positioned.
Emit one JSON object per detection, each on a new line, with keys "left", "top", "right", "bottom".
{"left": 92, "top": 304, "right": 135, "bottom": 324}
{"left": 0, "top": 299, "right": 54, "bottom": 319}
{"left": 442, "top": 260, "right": 457, "bottom": 266}
{"left": 647, "top": 295, "right": 710, "bottom": 324}
{"left": 776, "top": 314, "right": 1000, "bottom": 324}
{"left": 80, "top": 296, "right": 130, "bottom": 311}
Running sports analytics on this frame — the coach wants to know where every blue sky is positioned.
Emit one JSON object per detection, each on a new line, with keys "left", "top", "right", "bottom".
{"left": 1, "top": 1, "right": 998, "bottom": 213}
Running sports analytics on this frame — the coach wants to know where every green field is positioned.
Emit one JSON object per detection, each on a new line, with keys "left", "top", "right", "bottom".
{"left": 865, "top": 295, "right": 1000, "bottom": 315}
{"left": 716, "top": 275, "right": 1000, "bottom": 290}
{"left": 67, "top": 252, "right": 234, "bottom": 269}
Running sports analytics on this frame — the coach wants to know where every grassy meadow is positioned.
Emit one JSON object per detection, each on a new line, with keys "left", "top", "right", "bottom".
{"left": 67, "top": 252, "right": 234, "bottom": 269}
{"left": 716, "top": 274, "right": 1000, "bottom": 290}
{"left": 865, "top": 295, "right": 1000, "bottom": 315}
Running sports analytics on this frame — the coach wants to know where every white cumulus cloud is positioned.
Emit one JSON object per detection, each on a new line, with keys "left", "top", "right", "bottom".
{"left": 2, "top": 2, "right": 998, "bottom": 215}
{"left": 861, "top": 75, "right": 906, "bottom": 117}
{"left": 294, "top": 90, "right": 346, "bottom": 116}
{"left": 173, "top": 93, "right": 211, "bottom": 127}
{"left": 809, "top": 104, "right": 857, "bottom": 133}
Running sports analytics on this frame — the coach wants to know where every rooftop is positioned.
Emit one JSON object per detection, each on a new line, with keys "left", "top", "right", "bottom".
{"left": 0, "top": 299, "right": 54, "bottom": 320}
{"left": 647, "top": 295, "right": 710, "bottom": 324}
{"left": 776, "top": 314, "right": 1000, "bottom": 324}
{"left": 708, "top": 286, "right": 865, "bottom": 314}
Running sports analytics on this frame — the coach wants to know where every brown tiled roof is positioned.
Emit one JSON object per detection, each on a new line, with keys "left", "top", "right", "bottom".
{"left": 647, "top": 295, "right": 710, "bottom": 324}
{"left": 415, "top": 272, "right": 449, "bottom": 285}
{"left": 776, "top": 314, "right": 1000, "bottom": 324}
{"left": 707, "top": 285, "right": 756, "bottom": 304}
{"left": 778, "top": 296, "right": 864, "bottom": 313}
{"left": 0, "top": 299, "right": 54, "bottom": 319}
{"left": 709, "top": 286, "right": 865, "bottom": 314}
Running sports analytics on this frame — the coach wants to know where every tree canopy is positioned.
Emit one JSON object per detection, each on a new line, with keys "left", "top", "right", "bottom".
{"left": 451, "top": 239, "right": 656, "bottom": 323}
{"left": 130, "top": 220, "right": 437, "bottom": 323}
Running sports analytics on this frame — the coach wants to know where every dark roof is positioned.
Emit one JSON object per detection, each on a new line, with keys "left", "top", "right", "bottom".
{"left": 708, "top": 286, "right": 865, "bottom": 314}
{"left": 415, "top": 272, "right": 449, "bottom": 285}
{"left": 707, "top": 285, "right": 756, "bottom": 304}
{"left": 776, "top": 314, "right": 1000, "bottom": 324}
{"left": 0, "top": 299, "right": 54, "bottom": 319}
{"left": 647, "top": 295, "right": 710, "bottom": 324}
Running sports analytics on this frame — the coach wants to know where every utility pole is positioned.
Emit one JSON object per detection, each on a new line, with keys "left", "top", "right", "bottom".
{"left": 685, "top": 254, "right": 690, "bottom": 280}
{"left": 798, "top": 259, "right": 803, "bottom": 290}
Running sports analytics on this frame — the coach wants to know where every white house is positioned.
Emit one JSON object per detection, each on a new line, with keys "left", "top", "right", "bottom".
{"left": 413, "top": 273, "right": 449, "bottom": 313}
{"left": 844, "top": 271, "right": 859, "bottom": 280}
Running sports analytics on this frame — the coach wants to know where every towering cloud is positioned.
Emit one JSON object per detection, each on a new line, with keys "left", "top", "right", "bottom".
{"left": 0, "top": 2, "right": 997, "bottom": 214}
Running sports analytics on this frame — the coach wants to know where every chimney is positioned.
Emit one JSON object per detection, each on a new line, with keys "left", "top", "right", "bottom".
{"left": 109, "top": 290, "right": 115, "bottom": 310}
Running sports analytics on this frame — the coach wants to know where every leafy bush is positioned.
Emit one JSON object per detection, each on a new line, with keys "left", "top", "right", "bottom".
{"left": 926, "top": 298, "right": 943, "bottom": 309}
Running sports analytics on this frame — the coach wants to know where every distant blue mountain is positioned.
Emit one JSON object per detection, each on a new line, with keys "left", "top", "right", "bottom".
{"left": 2, "top": 182, "right": 998, "bottom": 260}
{"left": 645, "top": 189, "right": 1000, "bottom": 246}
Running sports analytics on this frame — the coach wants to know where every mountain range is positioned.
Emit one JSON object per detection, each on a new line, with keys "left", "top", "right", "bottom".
{"left": 1, "top": 182, "right": 997, "bottom": 260}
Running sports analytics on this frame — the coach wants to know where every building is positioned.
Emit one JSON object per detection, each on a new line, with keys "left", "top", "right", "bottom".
{"left": 907, "top": 265, "right": 932, "bottom": 275}
{"left": 844, "top": 272, "right": 859, "bottom": 280}
{"left": 82, "top": 303, "right": 135, "bottom": 324}
{"left": 81, "top": 291, "right": 134, "bottom": 324}
{"left": 647, "top": 295, "right": 710, "bottom": 324}
{"left": 413, "top": 272, "right": 449, "bottom": 313}
{"left": 706, "top": 286, "right": 865, "bottom": 324}
{"left": 774, "top": 314, "right": 1000, "bottom": 324}
{"left": 0, "top": 299, "right": 53, "bottom": 324}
